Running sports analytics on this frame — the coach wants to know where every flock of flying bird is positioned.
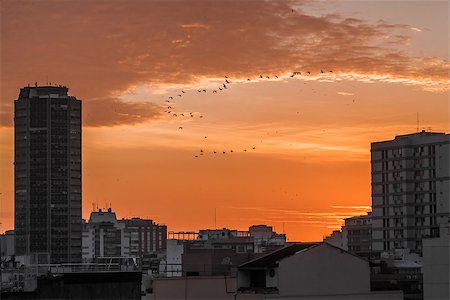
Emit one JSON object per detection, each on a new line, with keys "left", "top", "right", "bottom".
{"left": 161, "top": 69, "right": 334, "bottom": 158}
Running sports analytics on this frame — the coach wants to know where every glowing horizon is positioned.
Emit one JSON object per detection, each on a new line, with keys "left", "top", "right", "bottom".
{"left": 0, "top": 0, "right": 448, "bottom": 241}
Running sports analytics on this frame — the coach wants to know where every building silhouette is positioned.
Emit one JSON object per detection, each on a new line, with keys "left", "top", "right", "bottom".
{"left": 371, "top": 131, "right": 449, "bottom": 255}
{"left": 14, "top": 85, "right": 82, "bottom": 263}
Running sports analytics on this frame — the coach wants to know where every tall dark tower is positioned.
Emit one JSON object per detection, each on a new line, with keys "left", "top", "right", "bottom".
{"left": 14, "top": 85, "right": 82, "bottom": 263}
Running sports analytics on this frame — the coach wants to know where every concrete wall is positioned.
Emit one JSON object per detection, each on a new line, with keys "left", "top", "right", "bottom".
{"left": 154, "top": 276, "right": 244, "bottom": 299}
{"left": 1, "top": 272, "right": 142, "bottom": 299}
{"left": 423, "top": 224, "right": 449, "bottom": 300}
{"left": 278, "top": 244, "right": 370, "bottom": 296}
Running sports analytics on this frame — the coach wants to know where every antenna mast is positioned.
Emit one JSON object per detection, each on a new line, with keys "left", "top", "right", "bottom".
{"left": 416, "top": 112, "right": 419, "bottom": 132}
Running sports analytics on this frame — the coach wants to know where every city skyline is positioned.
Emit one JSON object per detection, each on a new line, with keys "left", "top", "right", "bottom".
{"left": 1, "top": 1, "right": 449, "bottom": 241}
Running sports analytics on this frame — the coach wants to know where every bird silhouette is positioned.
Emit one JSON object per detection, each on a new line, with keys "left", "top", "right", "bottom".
{"left": 198, "top": 90, "right": 202, "bottom": 92}
{"left": 204, "top": 136, "right": 207, "bottom": 138}
{"left": 213, "top": 90, "right": 217, "bottom": 93}
{"left": 177, "top": 94, "right": 182, "bottom": 97}
{"left": 223, "top": 84, "right": 227, "bottom": 88}
{"left": 178, "top": 126, "right": 183, "bottom": 129}
{"left": 169, "top": 97, "right": 173, "bottom": 99}
{"left": 225, "top": 79, "right": 230, "bottom": 84}
{"left": 202, "top": 89, "right": 206, "bottom": 92}
{"left": 219, "top": 88, "right": 222, "bottom": 91}
{"left": 247, "top": 78, "right": 251, "bottom": 81}
{"left": 181, "top": 90, "right": 186, "bottom": 93}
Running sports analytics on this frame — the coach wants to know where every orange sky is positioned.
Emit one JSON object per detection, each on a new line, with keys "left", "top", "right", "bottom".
{"left": 0, "top": 0, "right": 449, "bottom": 241}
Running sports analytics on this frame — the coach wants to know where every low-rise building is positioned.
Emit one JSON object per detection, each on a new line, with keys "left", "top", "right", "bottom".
{"left": 345, "top": 213, "right": 372, "bottom": 259}
{"left": 154, "top": 243, "right": 403, "bottom": 299}
{"left": 82, "top": 209, "right": 130, "bottom": 260}
{"left": 0, "top": 230, "right": 15, "bottom": 259}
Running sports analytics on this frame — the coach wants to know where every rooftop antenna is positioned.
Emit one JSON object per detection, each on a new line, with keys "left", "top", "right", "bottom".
{"left": 283, "top": 222, "right": 285, "bottom": 235}
{"left": 46, "top": 75, "right": 48, "bottom": 86}
{"left": 92, "top": 203, "right": 95, "bottom": 212}
{"left": 416, "top": 112, "right": 419, "bottom": 133}
{"left": 214, "top": 208, "right": 217, "bottom": 229}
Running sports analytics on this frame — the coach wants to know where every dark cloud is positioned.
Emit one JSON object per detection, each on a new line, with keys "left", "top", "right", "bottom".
{"left": 1, "top": 0, "right": 448, "bottom": 127}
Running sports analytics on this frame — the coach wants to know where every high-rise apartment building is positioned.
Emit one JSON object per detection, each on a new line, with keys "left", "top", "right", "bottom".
{"left": 371, "top": 131, "right": 449, "bottom": 255}
{"left": 14, "top": 85, "right": 82, "bottom": 263}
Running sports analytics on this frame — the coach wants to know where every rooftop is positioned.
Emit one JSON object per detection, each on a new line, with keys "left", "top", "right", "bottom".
{"left": 238, "top": 243, "right": 318, "bottom": 269}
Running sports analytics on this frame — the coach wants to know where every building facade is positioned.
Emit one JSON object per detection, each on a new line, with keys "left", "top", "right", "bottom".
{"left": 371, "top": 131, "right": 449, "bottom": 255}
{"left": 14, "top": 86, "right": 82, "bottom": 263}
{"left": 82, "top": 209, "right": 130, "bottom": 260}
{"left": 121, "top": 217, "right": 167, "bottom": 257}
{"left": 345, "top": 213, "right": 372, "bottom": 258}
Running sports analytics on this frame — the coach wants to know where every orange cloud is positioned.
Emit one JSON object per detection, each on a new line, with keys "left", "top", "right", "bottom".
{"left": 1, "top": 0, "right": 448, "bottom": 128}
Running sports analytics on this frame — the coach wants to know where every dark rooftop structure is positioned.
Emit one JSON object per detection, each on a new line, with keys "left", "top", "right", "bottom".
{"left": 238, "top": 243, "right": 318, "bottom": 270}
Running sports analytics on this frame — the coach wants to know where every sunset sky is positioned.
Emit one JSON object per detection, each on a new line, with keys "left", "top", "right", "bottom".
{"left": 0, "top": 0, "right": 448, "bottom": 241}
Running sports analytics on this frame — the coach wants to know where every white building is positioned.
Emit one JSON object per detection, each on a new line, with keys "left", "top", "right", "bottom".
{"left": 371, "top": 131, "right": 449, "bottom": 255}
{"left": 154, "top": 243, "right": 403, "bottom": 299}
{"left": 249, "top": 225, "right": 286, "bottom": 253}
{"left": 423, "top": 222, "right": 449, "bottom": 300}
{"left": 160, "top": 239, "right": 184, "bottom": 277}
{"left": 82, "top": 208, "right": 130, "bottom": 260}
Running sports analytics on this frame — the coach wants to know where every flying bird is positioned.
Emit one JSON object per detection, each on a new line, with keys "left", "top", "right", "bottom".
{"left": 275, "top": 75, "right": 278, "bottom": 78}
{"left": 204, "top": 136, "right": 207, "bottom": 138}
{"left": 169, "top": 97, "right": 173, "bottom": 99}
{"left": 181, "top": 90, "right": 186, "bottom": 93}
{"left": 219, "top": 88, "right": 222, "bottom": 91}
{"left": 178, "top": 126, "right": 183, "bottom": 129}
{"left": 202, "top": 89, "right": 206, "bottom": 92}
{"left": 213, "top": 90, "right": 217, "bottom": 93}
{"left": 260, "top": 75, "right": 263, "bottom": 78}
{"left": 223, "top": 84, "right": 227, "bottom": 88}
{"left": 177, "top": 94, "right": 182, "bottom": 97}
{"left": 247, "top": 78, "right": 251, "bottom": 81}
